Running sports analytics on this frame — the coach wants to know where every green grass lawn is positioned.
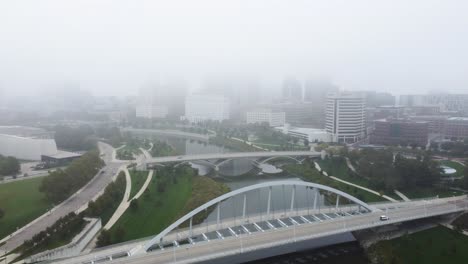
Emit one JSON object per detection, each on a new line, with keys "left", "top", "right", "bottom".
{"left": 316, "top": 158, "right": 399, "bottom": 199}
{"left": 369, "top": 226, "right": 468, "bottom": 264}
{"left": 439, "top": 160, "right": 465, "bottom": 178}
{"left": 284, "top": 163, "right": 386, "bottom": 203}
{"left": 129, "top": 170, "right": 149, "bottom": 198}
{"left": 110, "top": 172, "right": 193, "bottom": 242}
{"left": 0, "top": 177, "right": 53, "bottom": 239}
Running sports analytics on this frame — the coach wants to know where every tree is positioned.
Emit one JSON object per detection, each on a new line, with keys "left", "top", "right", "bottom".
{"left": 303, "top": 139, "right": 309, "bottom": 147}
{"left": 96, "top": 229, "right": 112, "bottom": 247}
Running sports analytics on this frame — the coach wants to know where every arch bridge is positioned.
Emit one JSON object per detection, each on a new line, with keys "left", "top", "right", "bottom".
{"left": 137, "top": 180, "right": 379, "bottom": 254}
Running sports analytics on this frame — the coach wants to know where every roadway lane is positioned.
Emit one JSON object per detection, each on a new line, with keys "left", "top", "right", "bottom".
{"left": 0, "top": 142, "right": 127, "bottom": 253}
{"left": 107, "top": 198, "right": 468, "bottom": 264}
{"left": 146, "top": 151, "right": 321, "bottom": 164}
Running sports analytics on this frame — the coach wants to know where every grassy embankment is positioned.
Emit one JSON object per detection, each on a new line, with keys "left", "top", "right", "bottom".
{"left": 316, "top": 158, "right": 398, "bottom": 200}
{"left": 439, "top": 160, "right": 465, "bottom": 178}
{"left": 209, "top": 136, "right": 260, "bottom": 152}
{"left": 283, "top": 162, "right": 386, "bottom": 203}
{"left": 368, "top": 226, "right": 468, "bottom": 264}
{"left": 0, "top": 177, "right": 53, "bottom": 239}
{"left": 319, "top": 158, "right": 464, "bottom": 200}
{"left": 110, "top": 167, "right": 229, "bottom": 243}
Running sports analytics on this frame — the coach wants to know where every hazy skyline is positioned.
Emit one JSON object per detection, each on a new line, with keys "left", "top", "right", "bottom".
{"left": 1, "top": 0, "right": 467, "bottom": 97}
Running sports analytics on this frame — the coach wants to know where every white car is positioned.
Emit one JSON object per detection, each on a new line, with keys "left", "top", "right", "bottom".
{"left": 380, "top": 215, "right": 389, "bottom": 221}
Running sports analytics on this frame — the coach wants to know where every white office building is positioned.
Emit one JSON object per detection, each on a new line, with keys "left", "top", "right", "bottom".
{"left": 325, "top": 92, "right": 366, "bottom": 143}
{"left": 184, "top": 95, "right": 230, "bottom": 123}
{"left": 246, "top": 109, "right": 285, "bottom": 127}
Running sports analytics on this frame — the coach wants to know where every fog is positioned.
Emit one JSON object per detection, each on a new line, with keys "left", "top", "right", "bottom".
{"left": 1, "top": 0, "right": 467, "bottom": 97}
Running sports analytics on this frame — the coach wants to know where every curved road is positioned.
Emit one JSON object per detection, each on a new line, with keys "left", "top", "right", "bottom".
{"left": 0, "top": 142, "right": 127, "bottom": 253}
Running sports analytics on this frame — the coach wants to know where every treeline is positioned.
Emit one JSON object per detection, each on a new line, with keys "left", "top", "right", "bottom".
{"left": 85, "top": 172, "right": 126, "bottom": 225}
{"left": 54, "top": 124, "right": 123, "bottom": 150}
{"left": 0, "top": 155, "right": 20, "bottom": 176}
{"left": 351, "top": 149, "right": 442, "bottom": 191}
{"left": 21, "top": 212, "right": 87, "bottom": 258}
{"left": 150, "top": 140, "right": 177, "bottom": 157}
{"left": 40, "top": 151, "right": 104, "bottom": 203}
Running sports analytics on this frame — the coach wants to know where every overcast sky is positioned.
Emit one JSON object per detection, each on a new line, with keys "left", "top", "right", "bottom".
{"left": 1, "top": 0, "right": 467, "bottom": 97}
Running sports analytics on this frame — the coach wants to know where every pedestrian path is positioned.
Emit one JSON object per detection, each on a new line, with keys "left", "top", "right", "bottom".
{"left": 394, "top": 190, "right": 411, "bottom": 202}
{"left": 314, "top": 161, "right": 398, "bottom": 203}
{"left": 131, "top": 170, "right": 153, "bottom": 200}
{"left": 104, "top": 168, "right": 132, "bottom": 230}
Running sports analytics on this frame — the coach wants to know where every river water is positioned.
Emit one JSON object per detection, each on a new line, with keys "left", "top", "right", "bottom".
{"left": 137, "top": 134, "right": 368, "bottom": 263}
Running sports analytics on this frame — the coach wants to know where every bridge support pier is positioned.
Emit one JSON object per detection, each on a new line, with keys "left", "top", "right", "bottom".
{"left": 217, "top": 203, "right": 221, "bottom": 230}
{"left": 189, "top": 217, "right": 193, "bottom": 237}
{"left": 313, "top": 188, "right": 318, "bottom": 210}
{"left": 267, "top": 187, "right": 272, "bottom": 217}
{"left": 336, "top": 195, "right": 340, "bottom": 210}
{"left": 290, "top": 185, "right": 296, "bottom": 213}
{"left": 242, "top": 194, "right": 247, "bottom": 220}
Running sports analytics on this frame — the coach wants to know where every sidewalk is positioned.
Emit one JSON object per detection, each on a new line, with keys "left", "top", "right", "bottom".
{"left": 394, "top": 190, "right": 411, "bottom": 202}
{"left": 314, "top": 161, "right": 398, "bottom": 203}
{"left": 104, "top": 168, "right": 132, "bottom": 230}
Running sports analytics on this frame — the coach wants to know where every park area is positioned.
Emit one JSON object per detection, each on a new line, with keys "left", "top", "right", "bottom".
{"left": 369, "top": 226, "right": 468, "bottom": 264}
{"left": 108, "top": 167, "right": 229, "bottom": 244}
{"left": 0, "top": 177, "right": 52, "bottom": 239}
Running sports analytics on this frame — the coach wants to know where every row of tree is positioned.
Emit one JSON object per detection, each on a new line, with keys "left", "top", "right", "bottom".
{"left": 85, "top": 172, "right": 126, "bottom": 225}
{"left": 0, "top": 154, "right": 20, "bottom": 176}
{"left": 39, "top": 151, "right": 104, "bottom": 203}
{"left": 22, "top": 212, "right": 87, "bottom": 257}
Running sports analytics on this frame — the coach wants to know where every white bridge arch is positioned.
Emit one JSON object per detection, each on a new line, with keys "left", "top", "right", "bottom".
{"left": 140, "top": 180, "right": 379, "bottom": 253}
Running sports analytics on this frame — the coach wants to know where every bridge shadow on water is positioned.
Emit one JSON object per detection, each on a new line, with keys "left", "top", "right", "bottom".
{"left": 245, "top": 242, "right": 370, "bottom": 264}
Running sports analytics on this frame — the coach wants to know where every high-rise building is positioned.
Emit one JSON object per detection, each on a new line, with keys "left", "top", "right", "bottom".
{"left": 184, "top": 94, "right": 230, "bottom": 123}
{"left": 364, "top": 91, "right": 396, "bottom": 107}
{"left": 325, "top": 92, "right": 366, "bottom": 143}
{"left": 303, "top": 79, "right": 339, "bottom": 128}
{"left": 201, "top": 75, "right": 260, "bottom": 120}
{"left": 246, "top": 109, "right": 285, "bottom": 127}
{"left": 426, "top": 94, "right": 468, "bottom": 114}
{"left": 399, "top": 94, "right": 427, "bottom": 107}
{"left": 136, "top": 79, "right": 187, "bottom": 119}
{"left": 282, "top": 77, "right": 302, "bottom": 102}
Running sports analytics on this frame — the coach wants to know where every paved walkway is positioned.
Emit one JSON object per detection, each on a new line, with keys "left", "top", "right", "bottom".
{"left": 345, "top": 157, "right": 357, "bottom": 173}
{"left": 104, "top": 168, "right": 132, "bottom": 230}
{"left": 132, "top": 170, "right": 153, "bottom": 200}
{"left": 314, "top": 161, "right": 398, "bottom": 203}
{"left": 394, "top": 190, "right": 411, "bottom": 202}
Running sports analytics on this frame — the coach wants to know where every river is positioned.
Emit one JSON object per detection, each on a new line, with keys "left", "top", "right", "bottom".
{"left": 136, "top": 133, "right": 369, "bottom": 263}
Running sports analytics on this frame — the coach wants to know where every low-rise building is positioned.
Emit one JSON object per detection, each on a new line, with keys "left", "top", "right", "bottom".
{"left": 444, "top": 117, "right": 468, "bottom": 140}
{"left": 276, "top": 125, "right": 332, "bottom": 143}
{"left": 370, "top": 118, "right": 429, "bottom": 147}
{"left": 246, "top": 109, "right": 285, "bottom": 127}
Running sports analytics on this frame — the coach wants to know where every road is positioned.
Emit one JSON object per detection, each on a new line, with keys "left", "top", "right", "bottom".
{"left": 146, "top": 151, "right": 320, "bottom": 165}
{"left": 112, "top": 198, "right": 468, "bottom": 264}
{"left": 0, "top": 142, "right": 126, "bottom": 253}
{"left": 54, "top": 196, "right": 467, "bottom": 264}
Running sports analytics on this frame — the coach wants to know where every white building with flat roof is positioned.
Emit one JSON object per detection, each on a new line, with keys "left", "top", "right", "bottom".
{"left": 246, "top": 109, "right": 285, "bottom": 127}
{"left": 184, "top": 95, "right": 230, "bottom": 123}
{"left": 325, "top": 92, "right": 366, "bottom": 143}
{"left": 276, "top": 125, "right": 332, "bottom": 143}
{"left": 0, "top": 126, "right": 58, "bottom": 160}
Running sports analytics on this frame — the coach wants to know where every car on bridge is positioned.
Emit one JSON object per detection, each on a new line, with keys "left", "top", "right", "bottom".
{"left": 380, "top": 215, "right": 389, "bottom": 221}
